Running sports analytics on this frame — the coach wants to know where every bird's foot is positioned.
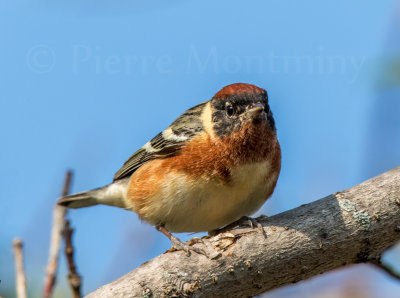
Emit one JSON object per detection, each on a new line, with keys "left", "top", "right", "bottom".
{"left": 156, "top": 225, "right": 210, "bottom": 257}
{"left": 169, "top": 235, "right": 207, "bottom": 257}
{"left": 209, "top": 216, "right": 267, "bottom": 238}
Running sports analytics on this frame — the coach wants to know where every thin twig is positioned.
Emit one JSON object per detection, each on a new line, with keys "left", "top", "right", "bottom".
{"left": 64, "top": 220, "right": 82, "bottom": 298}
{"left": 13, "top": 238, "right": 27, "bottom": 298}
{"left": 371, "top": 257, "right": 400, "bottom": 281}
{"left": 43, "top": 170, "right": 72, "bottom": 298}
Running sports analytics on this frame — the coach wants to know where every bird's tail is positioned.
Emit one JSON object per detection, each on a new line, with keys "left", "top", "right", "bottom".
{"left": 58, "top": 189, "right": 101, "bottom": 208}
{"left": 57, "top": 179, "right": 129, "bottom": 209}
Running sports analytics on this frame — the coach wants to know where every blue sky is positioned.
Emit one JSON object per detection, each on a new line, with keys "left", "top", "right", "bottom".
{"left": 1, "top": 1, "right": 400, "bottom": 296}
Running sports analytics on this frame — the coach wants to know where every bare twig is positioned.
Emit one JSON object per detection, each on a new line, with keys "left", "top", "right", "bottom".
{"left": 13, "top": 238, "right": 27, "bottom": 298}
{"left": 43, "top": 170, "right": 72, "bottom": 298}
{"left": 371, "top": 257, "right": 400, "bottom": 281}
{"left": 64, "top": 220, "right": 82, "bottom": 298}
{"left": 86, "top": 166, "right": 400, "bottom": 298}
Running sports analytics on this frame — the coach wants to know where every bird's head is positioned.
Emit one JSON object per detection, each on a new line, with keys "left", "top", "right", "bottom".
{"left": 210, "top": 83, "right": 276, "bottom": 138}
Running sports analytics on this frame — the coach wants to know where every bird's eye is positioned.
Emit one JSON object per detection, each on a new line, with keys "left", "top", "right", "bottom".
{"left": 226, "top": 104, "right": 234, "bottom": 117}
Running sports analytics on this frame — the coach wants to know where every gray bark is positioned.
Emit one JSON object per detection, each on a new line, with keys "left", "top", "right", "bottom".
{"left": 86, "top": 166, "right": 400, "bottom": 298}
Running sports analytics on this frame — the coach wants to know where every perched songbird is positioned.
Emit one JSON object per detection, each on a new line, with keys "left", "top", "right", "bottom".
{"left": 58, "top": 83, "right": 281, "bottom": 254}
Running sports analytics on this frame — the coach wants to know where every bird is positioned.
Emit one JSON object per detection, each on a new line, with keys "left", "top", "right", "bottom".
{"left": 58, "top": 83, "right": 281, "bottom": 256}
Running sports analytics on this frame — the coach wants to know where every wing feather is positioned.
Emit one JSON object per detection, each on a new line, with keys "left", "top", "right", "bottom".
{"left": 113, "top": 102, "right": 206, "bottom": 181}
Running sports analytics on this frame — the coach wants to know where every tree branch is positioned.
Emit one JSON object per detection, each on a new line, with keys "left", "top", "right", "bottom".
{"left": 64, "top": 220, "right": 82, "bottom": 298}
{"left": 87, "top": 166, "right": 400, "bottom": 298}
{"left": 43, "top": 170, "right": 72, "bottom": 298}
{"left": 371, "top": 258, "right": 400, "bottom": 281}
{"left": 13, "top": 238, "right": 27, "bottom": 298}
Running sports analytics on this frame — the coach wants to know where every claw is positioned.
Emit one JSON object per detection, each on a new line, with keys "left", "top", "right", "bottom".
{"left": 247, "top": 217, "right": 266, "bottom": 238}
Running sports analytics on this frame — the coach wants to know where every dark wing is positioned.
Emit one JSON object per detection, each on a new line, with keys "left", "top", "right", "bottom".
{"left": 113, "top": 101, "right": 206, "bottom": 181}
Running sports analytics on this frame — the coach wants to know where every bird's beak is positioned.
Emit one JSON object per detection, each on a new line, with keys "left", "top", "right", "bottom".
{"left": 246, "top": 103, "right": 264, "bottom": 116}
{"left": 241, "top": 103, "right": 266, "bottom": 123}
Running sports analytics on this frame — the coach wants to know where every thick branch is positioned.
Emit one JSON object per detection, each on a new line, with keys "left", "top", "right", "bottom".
{"left": 87, "top": 166, "right": 400, "bottom": 298}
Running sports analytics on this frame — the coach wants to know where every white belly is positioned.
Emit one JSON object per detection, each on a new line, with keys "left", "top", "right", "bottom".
{"left": 143, "top": 161, "right": 277, "bottom": 233}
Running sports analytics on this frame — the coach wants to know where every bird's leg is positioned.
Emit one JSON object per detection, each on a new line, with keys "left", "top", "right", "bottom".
{"left": 209, "top": 216, "right": 266, "bottom": 238}
{"left": 156, "top": 225, "right": 206, "bottom": 257}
